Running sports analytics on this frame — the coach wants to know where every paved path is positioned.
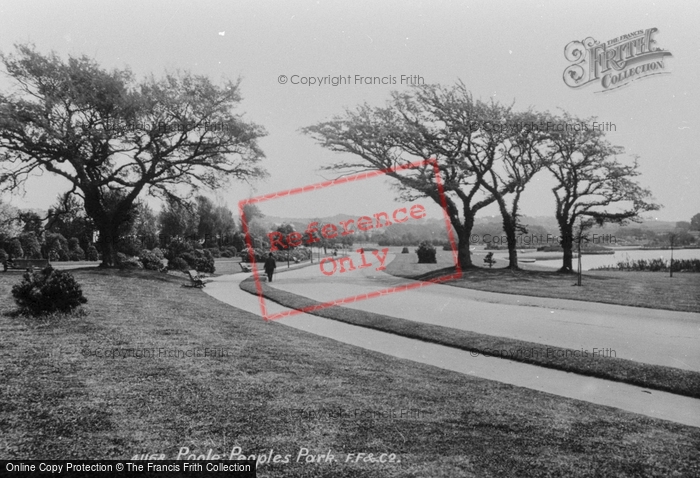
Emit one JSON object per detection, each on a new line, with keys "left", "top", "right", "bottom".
{"left": 202, "top": 272, "right": 700, "bottom": 428}
{"left": 268, "top": 251, "right": 700, "bottom": 372}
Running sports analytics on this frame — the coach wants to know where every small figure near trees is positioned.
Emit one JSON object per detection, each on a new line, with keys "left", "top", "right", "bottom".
{"left": 264, "top": 252, "right": 277, "bottom": 282}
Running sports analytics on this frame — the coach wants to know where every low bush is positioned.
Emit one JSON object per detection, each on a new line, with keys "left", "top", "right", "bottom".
{"left": 117, "top": 236, "right": 143, "bottom": 257}
{"left": 415, "top": 241, "right": 437, "bottom": 264}
{"left": 401, "top": 247, "right": 409, "bottom": 254}
{"left": 240, "top": 247, "right": 266, "bottom": 262}
{"left": 11, "top": 266, "right": 87, "bottom": 315}
{"left": 44, "top": 233, "right": 70, "bottom": 261}
{"left": 68, "top": 237, "right": 86, "bottom": 261}
{"left": 208, "top": 247, "right": 221, "bottom": 258}
{"left": 180, "top": 252, "right": 197, "bottom": 268}
{"left": 116, "top": 252, "right": 143, "bottom": 269}
{"left": 168, "top": 256, "right": 189, "bottom": 271}
{"left": 151, "top": 247, "right": 165, "bottom": 260}
{"left": 8, "top": 238, "right": 24, "bottom": 259}
{"left": 165, "top": 238, "right": 194, "bottom": 261}
{"left": 86, "top": 244, "right": 100, "bottom": 261}
{"left": 594, "top": 257, "right": 700, "bottom": 272}
{"left": 193, "top": 249, "right": 215, "bottom": 273}
{"left": 139, "top": 250, "right": 165, "bottom": 271}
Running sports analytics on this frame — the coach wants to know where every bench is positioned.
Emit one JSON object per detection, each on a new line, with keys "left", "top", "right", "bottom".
{"left": 239, "top": 263, "right": 252, "bottom": 273}
{"left": 185, "top": 270, "right": 212, "bottom": 288}
{"left": 4, "top": 258, "right": 50, "bottom": 272}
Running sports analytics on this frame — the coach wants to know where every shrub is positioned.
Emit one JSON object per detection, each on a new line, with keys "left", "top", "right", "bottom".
{"left": 401, "top": 247, "right": 409, "bottom": 254}
{"left": 415, "top": 241, "right": 437, "bottom": 264}
{"left": 117, "top": 236, "right": 143, "bottom": 257}
{"left": 594, "top": 257, "right": 700, "bottom": 272}
{"left": 165, "top": 238, "right": 193, "bottom": 261}
{"left": 168, "top": 256, "right": 189, "bottom": 271}
{"left": 208, "top": 247, "right": 221, "bottom": 258}
{"left": 193, "top": 249, "right": 215, "bottom": 273}
{"left": 86, "top": 244, "right": 100, "bottom": 261}
{"left": 140, "top": 250, "right": 165, "bottom": 271}
{"left": 0, "top": 248, "right": 8, "bottom": 264}
{"left": 44, "top": 233, "right": 70, "bottom": 261}
{"left": 221, "top": 249, "right": 233, "bottom": 258}
{"left": 240, "top": 247, "right": 266, "bottom": 262}
{"left": 11, "top": 266, "right": 87, "bottom": 315}
{"left": 115, "top": 252, "right": 143, "bottom": 269}
{"left": 179, "top": 252, "right": 197, "bottom": 268}
{"left": 151, "top": 247, "right": 165, "bottom": 260}
{"left": 8, "top": 238, "right": 23, "bottom": 259}
{"left": 68, "top": 237, "right": 86, "bottom": 261}
{"left": 19, "top": 232, "right": 43, "bottom": 259}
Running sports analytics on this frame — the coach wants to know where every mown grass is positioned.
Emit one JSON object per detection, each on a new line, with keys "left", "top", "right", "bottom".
{"left": 385, "top": 251, "right": 700, "bottom": 313}
{"left": 1, "top": 269, "right": 699, "bottom": 476}
{"left": 240, "top": 277, "right": 700, "bottom": 399}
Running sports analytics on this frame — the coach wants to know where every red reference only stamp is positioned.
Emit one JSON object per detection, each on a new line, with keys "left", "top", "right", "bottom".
{"left": 238, "top": 158, "right": 461, "bottom": 320}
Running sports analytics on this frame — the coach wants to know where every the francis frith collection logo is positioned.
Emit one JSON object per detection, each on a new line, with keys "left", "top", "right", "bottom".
{"left": 563, "top": 28, "right": 672, "bottom": 93}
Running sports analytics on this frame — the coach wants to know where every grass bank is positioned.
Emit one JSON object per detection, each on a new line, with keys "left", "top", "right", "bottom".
{"left": 240, "top": 277, "right": 700, "bottom": 399}
{"left": 2, "top": 269, "right": 699, "bottom": 476}
{"left": 385, "top": 251, "right": 700, "bottom": 313}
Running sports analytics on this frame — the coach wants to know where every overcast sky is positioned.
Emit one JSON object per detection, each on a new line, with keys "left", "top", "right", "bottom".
{"left": 1, "top": 0, "right": 698, "bottom": 223}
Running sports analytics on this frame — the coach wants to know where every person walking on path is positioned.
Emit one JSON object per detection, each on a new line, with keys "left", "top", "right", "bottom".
{"left": 264, "top": 252, "right": 277, "bottom": 282}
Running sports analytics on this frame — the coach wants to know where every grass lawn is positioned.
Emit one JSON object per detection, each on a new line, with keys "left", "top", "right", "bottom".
{"left": 1, "top": 269, "right": 699, "bottom": 476}
{"left": 211, "top": 257, "right": 248, "bottom": 276}
{"left": 385, "top": 250, "right": 700, "bottom": 313}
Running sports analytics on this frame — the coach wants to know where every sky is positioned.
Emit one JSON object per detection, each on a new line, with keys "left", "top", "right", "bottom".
{"left": 0, "top": 0, "right": 698, "bottom": 223}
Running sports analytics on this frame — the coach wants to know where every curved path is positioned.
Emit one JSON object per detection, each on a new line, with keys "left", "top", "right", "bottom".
{"left": 269, "top": 251, "right": 700, "bottom": 372}
{"left": 202, "top": 270, "right": 700, "bottom": 428}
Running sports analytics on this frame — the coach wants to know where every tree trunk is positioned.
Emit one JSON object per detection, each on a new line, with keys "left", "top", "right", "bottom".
{"left": 558, "top": 221, "right": 574, "bottom": 273}
{"left": 98, "top": 226, "right": 119, "bottom": 268}
{"left": 457, "top": 236, "right": 472, "bottom": 269}
{"left": 506, "top": 238, "right": 518, "bottom": 269}
{"left": 498, "top": 202, "right": 519, "bottom": 269}
{"left": 456, "top": 213, "right": 475, "bottom": 269}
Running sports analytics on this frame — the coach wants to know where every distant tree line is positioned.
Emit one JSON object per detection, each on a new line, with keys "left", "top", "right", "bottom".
{"left": 0, "top": 194, "right": 247, "bottom": 270}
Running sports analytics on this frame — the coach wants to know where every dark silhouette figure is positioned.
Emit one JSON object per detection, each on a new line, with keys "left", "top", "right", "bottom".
{"left": 264, "top": 253, "right": 277, "bottom": 282}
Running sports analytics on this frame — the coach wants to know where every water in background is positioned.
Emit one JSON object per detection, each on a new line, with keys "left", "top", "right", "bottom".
{"left": 534, "top": 249, "right": 700, "bottom": 271}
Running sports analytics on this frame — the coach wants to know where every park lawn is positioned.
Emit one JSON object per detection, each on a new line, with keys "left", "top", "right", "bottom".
{"left": 211, "top": 258, "right": 248, "bottom": 275}
{"left": 385, "top": 250, "right": 700, "bottom": 313}
{"left": 0, "top": 270, "right": 698, "bottom": 476}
